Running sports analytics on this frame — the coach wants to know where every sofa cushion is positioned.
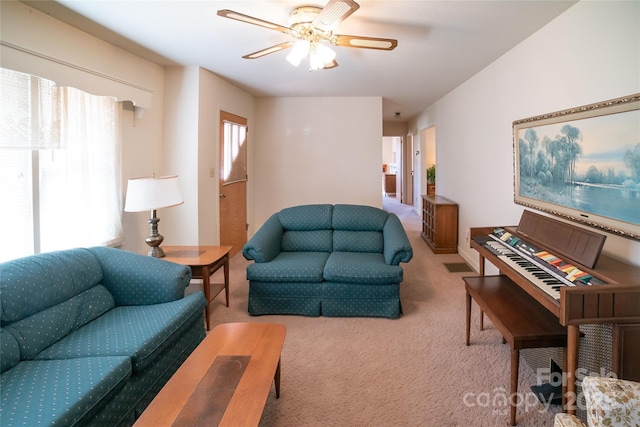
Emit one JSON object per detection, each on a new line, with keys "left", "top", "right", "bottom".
{"left": 33, "top": 292, "right": 206, "bottom": 373}
{"left": 4, "top": 285, "right": 115, "bottom": 360}
{"left": 0, "top": 329, "right": 20, "bottom": 373}
{"left": 332, "top": 204, "right": 388, "bottom": 231}
{"left": 0, "top": 248, "right": 102, "bottom": 323}
{"left": 323, "top": 252, "right": 403, "bottom": 284}
{"left": 278, "top": 204, "right": 333, "bottom": 230}
{"left": 333, "top": 230, "right": 384, "bottom": 253}
{"left": 247, "top": 252, "right": 330, "bottom": 282}
{"left": 282, "top": 230, "right": 333, "bottom": 252}
{"left": 0, "top": 356, "right": 131, "bottom": 427}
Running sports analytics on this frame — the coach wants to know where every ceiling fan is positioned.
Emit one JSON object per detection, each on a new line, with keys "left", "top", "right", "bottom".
{"left": 217, "top": 0, "right": 398, "bottom": 71}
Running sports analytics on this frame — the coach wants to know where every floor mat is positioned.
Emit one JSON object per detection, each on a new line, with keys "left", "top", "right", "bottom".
{"left": 444, "top": 262, "right": 474, "bottom": 273}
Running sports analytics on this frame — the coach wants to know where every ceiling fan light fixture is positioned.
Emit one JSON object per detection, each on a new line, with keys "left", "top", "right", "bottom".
{"left": 286, "top": 40, "right": 310, "bottom": 67}
{"left": 288, "top": 6, "right": 321, "bottom": 27}
{"left": 219, "top": 1, "right": 396, "bottom": 70}
{"left": 309, "top": 43, "right": 336, "bottom": 71}
{"left": 318, "top": 43, "right": 337, "bottom": 62}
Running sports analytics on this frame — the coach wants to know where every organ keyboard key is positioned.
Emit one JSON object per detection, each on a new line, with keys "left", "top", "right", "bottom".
{"left": 482, "top": 240, "right": 566, "bottom": 300}
{"left": 478, "top": 227, "right": 608, "bottom": 301}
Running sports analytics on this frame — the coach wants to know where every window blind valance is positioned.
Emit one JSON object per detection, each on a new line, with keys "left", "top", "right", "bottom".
{"left": 0, "top": 68, "right": 119, "bottom": 150}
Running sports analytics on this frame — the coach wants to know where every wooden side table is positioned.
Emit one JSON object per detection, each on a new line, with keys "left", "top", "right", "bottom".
{"left": 162, "top": 246, "right": 232, "bottom": 330}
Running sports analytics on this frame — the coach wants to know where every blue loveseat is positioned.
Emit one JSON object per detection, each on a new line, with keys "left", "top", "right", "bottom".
{"left": 242, "top": 204, "right": 413, "bottom": 318}
{"left": 0, "top": 247, "right": 207, "bottom": 427}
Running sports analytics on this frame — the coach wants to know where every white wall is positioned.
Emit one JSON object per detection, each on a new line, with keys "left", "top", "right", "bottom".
{"left": 161, "top": 66, "right": 256, "bottom": 246}
{"left": 383, "top": 121, "right": 407, "bottom": 137}
{"left": 425, "top": 127, "right": 436, "bottom": 174}
{"left": 196, "top": 67, "right": 255, "bottom": 245}
{"left": 409, "top": 0, "right": 640, "bottom": 268}
{"left": 162, "top": 66, "right": 200, "bottom": 246}
{"left": 252, "top": 97, "right": 383, "bottom": 230}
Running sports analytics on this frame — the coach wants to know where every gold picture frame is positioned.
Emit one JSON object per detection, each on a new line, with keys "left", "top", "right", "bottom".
{"left": 513, "top": 94, "right": 640, "bottom": 241}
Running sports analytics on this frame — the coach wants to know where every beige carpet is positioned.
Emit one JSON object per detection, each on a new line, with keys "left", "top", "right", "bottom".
{"left": 196, "top": 198, "right": 560, "bottom": 426}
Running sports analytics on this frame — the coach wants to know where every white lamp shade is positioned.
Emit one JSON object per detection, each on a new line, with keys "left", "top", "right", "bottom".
{"left": 286, "top": 41, "right": 310, "bottom": 67}
{"left": 309, "top": 43, "right": 336, "bottom": 71}
{"left": 124, "top": 175, "right": 184, "bottom": 212}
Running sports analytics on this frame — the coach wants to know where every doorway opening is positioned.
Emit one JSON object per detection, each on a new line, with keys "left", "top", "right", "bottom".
{"left": 382, "top": 136, "right": 403, "bottom": 203}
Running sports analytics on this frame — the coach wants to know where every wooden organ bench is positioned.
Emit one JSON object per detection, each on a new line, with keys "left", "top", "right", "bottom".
{"left": 464, "top": 275, "right": 568, "bottom": 426}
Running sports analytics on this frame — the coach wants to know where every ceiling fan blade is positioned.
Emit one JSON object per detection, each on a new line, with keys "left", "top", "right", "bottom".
{"left": 332, "top": 35, "right": 398, "bottom": 50}
{"left": 313, "top": 0, "right": 360, "bottom": 32}
{"left": 217, "top": 9, "right": 291, "bottom": 34}
{"left": 242, "top": 42, "right": 296, "bottom": 59}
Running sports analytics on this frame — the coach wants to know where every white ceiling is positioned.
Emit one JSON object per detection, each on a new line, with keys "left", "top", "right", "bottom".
{"left": 24, "top": 0, "right": 577, "bottom": 121}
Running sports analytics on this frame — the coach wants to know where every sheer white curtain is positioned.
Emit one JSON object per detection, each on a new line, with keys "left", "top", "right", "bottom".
{"left": 0, "top": 68, "right": 123, "bottom": 261}
{"left": 0, "top": 68, "right": 60, "bottom": 150}
{"left": 39, "top": 86, "right": 123, "bottom": 251}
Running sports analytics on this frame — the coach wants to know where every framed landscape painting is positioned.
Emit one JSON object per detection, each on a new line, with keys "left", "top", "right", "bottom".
{"left": 513, "top": 94, "right": 640, "bottom": 241}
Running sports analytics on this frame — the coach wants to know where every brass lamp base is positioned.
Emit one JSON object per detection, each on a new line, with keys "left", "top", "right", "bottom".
{"left": 146, "top": 245, "right": 165, "bottom": 258}
{"left": 145, "top": 212, "right": 165, "bottom": 258}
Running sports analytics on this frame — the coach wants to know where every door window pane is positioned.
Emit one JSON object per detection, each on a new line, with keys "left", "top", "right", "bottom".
{"left": 222, "top": 120, "right": 247, "bottom": 184}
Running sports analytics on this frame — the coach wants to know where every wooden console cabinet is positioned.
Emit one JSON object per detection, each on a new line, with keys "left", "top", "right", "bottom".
{"left": 384, "top": 174, "right": 396, "bottom": 195}
{"left": 420, "top": 194, "right": 458, "bottom": 254}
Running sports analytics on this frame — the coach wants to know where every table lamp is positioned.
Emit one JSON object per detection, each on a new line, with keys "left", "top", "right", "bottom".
{"left": 124, "top": 175, "right": 183, "bottom": 257}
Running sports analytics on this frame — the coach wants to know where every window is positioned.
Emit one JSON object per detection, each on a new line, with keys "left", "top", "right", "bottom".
{"left": 222, "top": 119, "right": 247, "bottom": 184}
{"left": 0, "top": 68, "right": 123, "bottom": 262}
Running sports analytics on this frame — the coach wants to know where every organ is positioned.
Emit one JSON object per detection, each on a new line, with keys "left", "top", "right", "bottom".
{"left": 469, "top": 210, "right": 640, "bottom": 414}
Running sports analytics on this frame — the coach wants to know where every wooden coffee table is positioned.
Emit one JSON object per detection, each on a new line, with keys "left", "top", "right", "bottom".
{"left": 134, "top": 322, "right": 286, "bottom": 427}
{"left": 162, "top": 246, "right": 232, "bottom": 330}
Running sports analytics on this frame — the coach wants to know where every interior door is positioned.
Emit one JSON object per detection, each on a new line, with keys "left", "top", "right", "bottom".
{"left": 219, "top": 111, "right": 247, "bottom": 257}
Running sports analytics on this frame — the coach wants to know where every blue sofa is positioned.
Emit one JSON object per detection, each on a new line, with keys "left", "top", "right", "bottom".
{"left": 0, "top": 247, "right": 207, "bottom": 427}
{"left": 242, "top": 204, "right": 413, "bottom": 318}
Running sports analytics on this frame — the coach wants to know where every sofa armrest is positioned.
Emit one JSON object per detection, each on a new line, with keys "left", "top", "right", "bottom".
{"left": 242, "top": 213, "right": 284, "bottom": 263}
{"left": 89, "top": 246, "right": 192, "bottom": 306}
{"left": 383, "top": 213, "right": 413, "bottom": 265}
{"left": 582, "top": 376, "right": 640, "bottom": 427}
